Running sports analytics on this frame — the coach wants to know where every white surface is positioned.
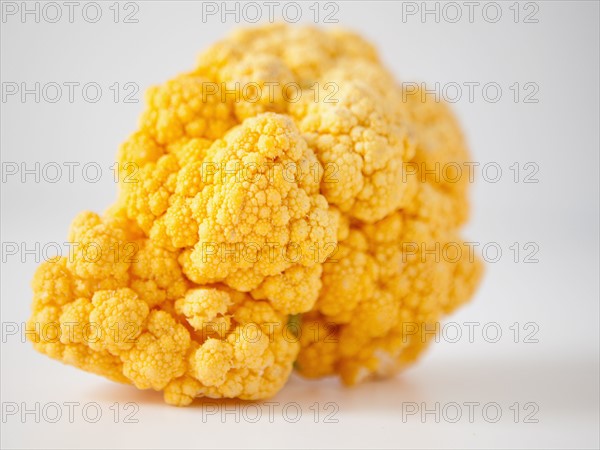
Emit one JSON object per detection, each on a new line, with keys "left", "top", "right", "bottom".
{"left": 1, "top": 1, "right": 599, "bottom": 449}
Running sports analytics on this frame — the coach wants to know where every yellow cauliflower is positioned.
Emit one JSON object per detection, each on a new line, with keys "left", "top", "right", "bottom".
{"left": 27, "top": 212, "right": 299, "bottom": 405}
{"left": 28, "top": 24, "right": 482, "bottom": 404}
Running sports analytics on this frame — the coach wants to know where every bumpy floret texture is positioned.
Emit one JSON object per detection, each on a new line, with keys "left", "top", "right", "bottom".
{"left": 28, "top": 212, "right": 299, "bottom": 405}
{"left": 28, "top": 24, "right": 482, "bottom": 404}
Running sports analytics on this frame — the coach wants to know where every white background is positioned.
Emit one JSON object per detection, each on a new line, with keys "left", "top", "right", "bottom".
{"left": 1, "top": 1, "right": 598, "bottom": 448}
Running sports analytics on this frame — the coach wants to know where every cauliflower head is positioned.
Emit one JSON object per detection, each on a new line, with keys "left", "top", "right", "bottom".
{"left": 28, "top": 24, "right": 482, "bottom": 404}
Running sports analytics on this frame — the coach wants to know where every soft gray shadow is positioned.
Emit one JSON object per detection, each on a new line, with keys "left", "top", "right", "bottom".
{"left": 86, "top": 354, "right": 599, "bottom": 415}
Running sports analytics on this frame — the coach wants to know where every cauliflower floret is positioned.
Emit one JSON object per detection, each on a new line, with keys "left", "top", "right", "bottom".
{"left": 140, "top": 74, "right": 236, "bottom": 146}
{"left": 59, "top": 298, "right": 93, "bottom": 344}
{"left": 175, "top": 288, "right": 232, "bottom": 337}
{"left": 297, "top": 203, "right": 483, "bottom": 384}
{"left": 129, "top": 240, "right": 189, "bottom": 307}
{"left": 27, "top": 295, "right": 128, "bottom": 383}
{"left": 88, "top": 288, "right": 149, "bottom": 354}
{"left": 189, "top": 338, "right": 234, "bottom": 387}
{"left": 66, "top": 211, "right": 132, "bottom": 292}
{"left": 173, "top": 113, "right": 338, "bottom": 314}
{"left": 120, "top": 310, "right": 190, "bottom": 390}
{"left": 251, "top": 264, "right": 323, "bottom": 315}
{"left": 31, "top": 258, "right": 73, "bottom": 308}
{"left": 292, "top": 79, "right": 415, "bottom": 222}
{"left": 185, "top": 298, "right": 299, "bottom": 401}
